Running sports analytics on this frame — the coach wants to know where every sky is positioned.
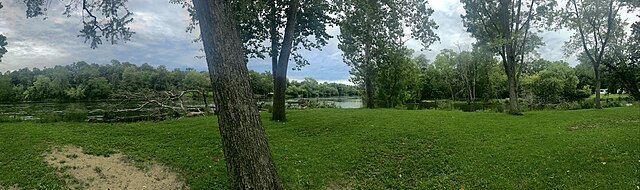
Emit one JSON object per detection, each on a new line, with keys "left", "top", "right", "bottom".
{"left": 0, "top": 0, "right": 637, "bottom": 84}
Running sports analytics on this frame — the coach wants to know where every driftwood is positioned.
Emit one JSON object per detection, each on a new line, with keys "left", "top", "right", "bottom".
{"left": 104, "top": 89, "right": 213, "bottom": 122}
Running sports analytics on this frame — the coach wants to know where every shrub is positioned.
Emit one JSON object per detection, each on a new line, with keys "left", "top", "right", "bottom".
{"left": 602, "top": 100, "right": 623, "bottom": 108}
{"left": 436, "top": 100, "right": 453, "bottom": 111}
{"left": 63, "top": 104, "right": 89, "bottom": 122}
{"left": 36, "top": 112, "right": 64, "bottom": 123}
{"left": 555, "top": 102, "right": 581, "bottom": 110}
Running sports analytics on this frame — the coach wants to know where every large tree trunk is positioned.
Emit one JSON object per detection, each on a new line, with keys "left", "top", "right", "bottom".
{"left": 506, "top": 64, "right": 519, "bottom": 114}
{"left": 192, "top": 0, "right": 284, "bottom": 189}
{"left": 272, "top": 0, "right": 300, "bottom": 121}
{"left": 593, "top": 64, "right": 602, "bottom": 108}
{"left": 499, "top": 0, "right": 520, "bottom": 114}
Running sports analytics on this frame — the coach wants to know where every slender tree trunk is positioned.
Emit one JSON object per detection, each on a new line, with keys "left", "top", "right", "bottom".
{"left": 363, "top": 43, "right": 375, "bottom": 108}
{"left": 192, "top": 0, "right": 284, "bottom": 189}
{"left": 364, "top": 73, "right": 375, "bottom": 108}
{"left": 269, "top": 0, "right": 279, "bottom": 86}
{"left": 593, "top": 64, "right": 602, "bottom": 108}
{"left": 272, "top": 0, "right": 299, "bottom": 121}
{"left": 201, "top": 90, "right": 209, "bottom": 113}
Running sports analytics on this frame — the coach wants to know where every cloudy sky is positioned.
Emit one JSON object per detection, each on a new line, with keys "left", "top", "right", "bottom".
{"left": 0, "top": 0, "right": 637, "bottom": 84}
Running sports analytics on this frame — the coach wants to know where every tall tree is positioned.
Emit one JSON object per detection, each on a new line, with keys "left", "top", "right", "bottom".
{"left": 461, "top": 0, "right": 553, "bottom": 114}
{"left": 23, "top": 0, "right": 284, "bottom": 188}
{"left": 337, "top": 0, "right": 439, "bottom": 108}
{"left": 601, "top": 18, "right": 640, "bottom": 100}
{"left": 267, "top": 0, "right": 334, "bottom": 121}
{"left": 559, "top": 0, "right": 629, "bottom": 108}
{"left": 171, "top": 0, "right": 335, "bottom": 121}
{"left": 192, "top": 0, "right": 284, "bottom": 188}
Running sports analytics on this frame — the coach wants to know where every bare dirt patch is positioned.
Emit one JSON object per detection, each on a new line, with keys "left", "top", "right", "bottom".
{"left": 0, "top": 184, "right": 21, "bottom": 190}
{"left": 44, "top": 145, "right": 188, "bottom": 190}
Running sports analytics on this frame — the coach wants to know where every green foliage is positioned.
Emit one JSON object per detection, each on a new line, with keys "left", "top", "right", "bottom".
{"left": 574, "top": 61, "right": 595, "bottom": 90}
{"left": 171, "top": 0, "right": 335, "bottom": 68}
{"left": 558, "top": 0, "right": 627, "bottom": 58}
{"left": 248, "top": 70, "right": 273, "bottom": 96}
{"left": 0, "top": 108, "right": 638, "bottom": 189}
{"left": 521, "top": 60, "right": 580, "bottom": 103}
{"left": 0, "top": 34, "right": 6, "bottom": 63}
{"left": 63, "top": 104, "right": 89, "bottom": 122}
{"left": 182, "top": 71, "right": 211, "bottom": 91}
{"left": 85, "top": 77, "right": 112, "bottom": 99}
{"left": 0, "top": 74, "right": 15, "bottom": 102}
{"left": 22, "top": 0, "right": 134, "bottom": 49}
{"left": 286, "top": 78, "right": 359, "bottom": 98}
{"left": 460, "top": 0, "right": 553, "bottom": 56}
{"left": 64, "top": 86, "right": 86, "bottom": 100}
{"left": 3, "top": 62, "right": 359, "bottom": 102}
{"left": 419, "top": 47, "right": 506, "bottom": 101}
{"left": 25, "top": 75, "right": 54, "bottom": 100}
{"left": 337, "top": 0, "right": 439, "bottom": 108}
{"left": 0, "top": 3, "right": 6, "bottom": 62}
{"left": 374, "top": 47, "right": 421, "bottom": 107}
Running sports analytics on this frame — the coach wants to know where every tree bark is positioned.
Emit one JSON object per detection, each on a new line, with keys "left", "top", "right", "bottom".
{"left": 499, "top": 0, "right": 520, "bottom": 114}
{"left": 269, "top": 0, "right": 279, "bottom": 86}
{"left": 506, "top": 63, "right": 519, "bottom": 114}
{"left": 272, "top": 0, "right": 300, "bottom": 121}
{"left": 363, "top": 43, "right": 375, "bottom": 108}
{"left": 192, "top": 0, "right": 284, "bottom": 189}
{"left": 593, "top": 65, "right": 602, "bottom": 108}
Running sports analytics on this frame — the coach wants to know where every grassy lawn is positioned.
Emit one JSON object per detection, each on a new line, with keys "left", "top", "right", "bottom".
{"left": 0, "top": 106, "right": 638, "bottom": 189}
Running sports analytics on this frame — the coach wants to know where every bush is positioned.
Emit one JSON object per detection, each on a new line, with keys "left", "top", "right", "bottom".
{"left": 36, "top": 112, "right": 64, "bottom": 123}
{"left": 436, "top": 100, "right": 453, "bottom": 111}
{"left": 579, "top": 101, "right": 594, "bottom": 109}
{"left": 571, "top": 89, "right": 592, "bottom": 100}
{"left": 36, "top": 104, "right": 88, "bottom": 123}
{"left": 0, "top": 116, "right": 21, "bottom": 123}
{"left": 407, "top": 103, "right": 417, "bottom": 110}
{"left": 602, "top": 100, "right": 623, "bottom": 108}
{"left": 555, "top": 102, "right": 581, "bottom": 110}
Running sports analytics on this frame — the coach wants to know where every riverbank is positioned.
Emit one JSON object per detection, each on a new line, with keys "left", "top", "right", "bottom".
{"left": 0, "top": 107, "right": 638, "bottom": 189}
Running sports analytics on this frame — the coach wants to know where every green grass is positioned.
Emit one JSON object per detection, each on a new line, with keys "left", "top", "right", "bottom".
{"left": 0, "top": 107, "right": 639, "bottom": 189}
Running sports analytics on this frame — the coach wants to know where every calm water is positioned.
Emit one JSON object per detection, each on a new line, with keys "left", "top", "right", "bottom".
{"left": 0, "top": 97, "right": 364, "bottom": 121}
{"left": 0, "top": 98, "right": 523, "bottom": 122}
{"left": 257, "top": 97, "right": 363, "bottom": 109}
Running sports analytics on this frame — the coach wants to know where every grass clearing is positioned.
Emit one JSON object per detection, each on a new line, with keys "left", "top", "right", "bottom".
{"left": 0, "top": 107, "right": 638, "bottom": 189}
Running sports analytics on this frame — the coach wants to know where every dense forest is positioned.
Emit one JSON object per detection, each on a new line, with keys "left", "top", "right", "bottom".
{"left": 0, "top": 60, "right": 359, "bottom": 102}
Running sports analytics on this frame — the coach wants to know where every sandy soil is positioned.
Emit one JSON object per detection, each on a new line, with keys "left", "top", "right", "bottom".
{"left": 0, "top": 185, "right": 21, "bottom": 190}
{"left": 43, "top": 145, "right": 188, "bottom": 190}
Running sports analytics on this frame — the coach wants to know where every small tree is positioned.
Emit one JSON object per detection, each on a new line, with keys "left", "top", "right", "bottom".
{"left": 337, "top": 0, "right": 439, "bottom": 108}
{"left": 558, "top": 0, "right": 630, "bottom": 108}
{"left": 461, "top": 0, "right": 554, "bottom": 114}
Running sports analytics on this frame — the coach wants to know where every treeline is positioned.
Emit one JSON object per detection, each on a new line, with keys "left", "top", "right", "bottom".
{"left": 0, "top": 60, "right": 359, "bottom": 102}
{"left": 249, "top": 70, "right": 360, "bottom": 98}
{"left": 354, "top": 46, "right": 637, "bottom": 108}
